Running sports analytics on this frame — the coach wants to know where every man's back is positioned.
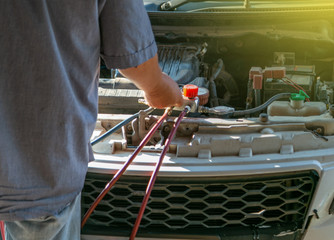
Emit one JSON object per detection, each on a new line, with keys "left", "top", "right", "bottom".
{"left": 0, "top": 0, "right": 158, "bottom": 221}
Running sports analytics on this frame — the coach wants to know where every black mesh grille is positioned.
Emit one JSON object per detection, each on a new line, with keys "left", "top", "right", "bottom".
{"left": 81, "top": 171, "right": 317, "bottom": 234}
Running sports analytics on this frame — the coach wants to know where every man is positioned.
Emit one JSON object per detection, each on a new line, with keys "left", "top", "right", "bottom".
{"left": 0, "top": 0, "right": 183, "bottom": 239}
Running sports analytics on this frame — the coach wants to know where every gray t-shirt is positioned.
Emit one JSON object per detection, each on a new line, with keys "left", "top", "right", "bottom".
{"left": 0, "top": 0, "right": 157, "bottom": 221}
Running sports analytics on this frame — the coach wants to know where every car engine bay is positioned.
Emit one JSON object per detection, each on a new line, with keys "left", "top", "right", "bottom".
{"left": 81, "top": 4, "right": 334, "bottom": 240}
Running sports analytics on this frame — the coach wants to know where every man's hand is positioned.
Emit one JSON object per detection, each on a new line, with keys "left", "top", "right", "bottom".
{"left": 118, "top": 54, "right": 184, "bottom": 109}
{"left": 143, "top": 72, "right": 183, "bottom": 108}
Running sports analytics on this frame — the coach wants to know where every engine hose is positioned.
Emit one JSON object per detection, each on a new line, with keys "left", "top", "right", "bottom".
{"left": 0, "top": 221, "right": 5, "bottom": 240}
{"left": 91, "top": 107, "right": 154, "bottom": 146}
{"left": 129, "top": 106, "right": 190, "bottom": 240}
{"left": 209, "top": 59, "right": 224, "bottom": 107}
{"left": 232, "top": 93, "right": 291, "bottom": 117}
{"left": 81, "top": 108, "right": 170, "bottom": 228}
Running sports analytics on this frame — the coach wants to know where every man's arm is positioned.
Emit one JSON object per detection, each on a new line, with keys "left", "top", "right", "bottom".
{"left": 118, "top": 54, "right": 184, "bottom": 109}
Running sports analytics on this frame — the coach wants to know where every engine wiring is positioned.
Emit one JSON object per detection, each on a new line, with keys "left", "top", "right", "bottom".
{"left": 282, "top": 77, "right": 310, "bottom": 102}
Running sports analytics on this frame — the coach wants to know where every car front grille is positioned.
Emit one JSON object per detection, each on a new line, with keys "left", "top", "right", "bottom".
{"left": 81, "top": 171, "right": 318, "bottom": 235}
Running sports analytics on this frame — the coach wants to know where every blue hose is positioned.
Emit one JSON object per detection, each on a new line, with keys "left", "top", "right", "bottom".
{"left": 91, "top": 107, "right": 154, "bottom": 146}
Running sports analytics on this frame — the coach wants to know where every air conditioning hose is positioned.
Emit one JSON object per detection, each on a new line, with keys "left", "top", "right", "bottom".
{"left": 0, "top": 221, "right": 5, "bottom": 240}
{"left": 81, "top": 108, "right": 170, "bottom": 228}
{"left": 199, "top": 93, "right": 292, "bottom": 117}
{"left": 130, "top": 106, "right": 190, "bottom": 240}
{"left": 91, "top": 107, "right": 154, "bottom": 146}
{"left": 232, "top": 92, "right": 291, "bottom": 117}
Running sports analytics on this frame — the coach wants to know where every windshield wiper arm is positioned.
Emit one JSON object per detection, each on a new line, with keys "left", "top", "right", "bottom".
{"left": 160, "top": 0, "right": 251, "bottom": 11}
{"left": 160, "top": 0, "right": 192, "bottom": 11}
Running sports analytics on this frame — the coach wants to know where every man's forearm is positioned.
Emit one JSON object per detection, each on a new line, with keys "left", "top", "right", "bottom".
{"left": 119, "top": 54, "right": 162, "bottom": 95}
{"left": 118, "top": 54, "right": 183, "bottom": 108}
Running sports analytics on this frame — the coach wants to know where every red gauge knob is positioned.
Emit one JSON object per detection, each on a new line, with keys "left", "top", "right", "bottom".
{"left": 183, "top": 84, "right": 198, "bottom": 99}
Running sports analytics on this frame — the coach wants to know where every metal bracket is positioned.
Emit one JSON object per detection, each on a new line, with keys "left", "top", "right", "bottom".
{"left": 329, "top": 198, "right": 334, "bottom": 215}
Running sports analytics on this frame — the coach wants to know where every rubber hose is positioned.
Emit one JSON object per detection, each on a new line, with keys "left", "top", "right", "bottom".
{"left": 81, "top": 108, "right": 169, "bottom": 228}
{"left": 232, "top": 93, "right": 291, "bottom": 117}
{"left": 91, "top": 107, "right": 154, "bottom": 146}
{"left": 129, "top": 107, "right": 189, "bottom": 240}
{"left": 209, "top": 59, "right": 224, "bottom": 107}
{"left": 0, "top": 221, "right": 5, "bottom": 240}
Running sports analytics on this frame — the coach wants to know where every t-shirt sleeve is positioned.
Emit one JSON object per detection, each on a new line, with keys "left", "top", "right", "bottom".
{"left": 99, "top": 0, "right": 157, "bottom": 69}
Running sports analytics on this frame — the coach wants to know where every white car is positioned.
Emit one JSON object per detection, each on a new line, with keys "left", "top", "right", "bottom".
{"left": 81, "top": 1, "right": 334, "bottom": 239}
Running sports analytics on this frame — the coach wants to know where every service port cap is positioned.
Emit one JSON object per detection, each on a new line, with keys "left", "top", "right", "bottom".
{"left": 183, "top": 84, "right": 198, "bottom": 99}
{"left": 290, "top": 90, "right": 310, "bottom": 101}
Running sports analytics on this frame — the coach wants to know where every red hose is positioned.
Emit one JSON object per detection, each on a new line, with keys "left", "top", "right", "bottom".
{"left": 0, "top": 221, "right": 5, "bottom": 240}
{"left": 81, "top": 109, "right": 170, "bottom": 228}
{"left": 129, "top": 107, "right": 189, "bottom": 240}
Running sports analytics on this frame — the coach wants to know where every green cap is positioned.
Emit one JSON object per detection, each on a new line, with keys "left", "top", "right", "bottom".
{"left": 290, "top": 90, "right": 310, "bottom": 101}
